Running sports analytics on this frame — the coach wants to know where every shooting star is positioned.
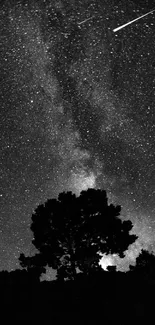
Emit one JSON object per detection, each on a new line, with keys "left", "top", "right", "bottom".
{"left": 78, "top": 16, "right": 93, "bottom": 26}
{"left": 113, "top": 8, "right": 155, "bottom": 32}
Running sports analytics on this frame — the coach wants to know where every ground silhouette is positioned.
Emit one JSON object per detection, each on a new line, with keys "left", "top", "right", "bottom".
{"left": 1, "top": 189, "right": 155, "bottom": 323}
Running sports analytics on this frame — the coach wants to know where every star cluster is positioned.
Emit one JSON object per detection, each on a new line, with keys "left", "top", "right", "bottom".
{"left": 0, "top": 0, "right": 155, "bottom": 272}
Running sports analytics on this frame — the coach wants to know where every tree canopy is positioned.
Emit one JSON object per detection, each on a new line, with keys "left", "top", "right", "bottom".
{"left": 19, "top": 188, "right": 138, "bottom": 281}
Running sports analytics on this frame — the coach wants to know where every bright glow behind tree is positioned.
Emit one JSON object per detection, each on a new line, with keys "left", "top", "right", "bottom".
{"left": 98, "top": 252, "right": 115, "bottom": 271}
{"left": 71, "top": 170, "right": 97, "bottom": 196}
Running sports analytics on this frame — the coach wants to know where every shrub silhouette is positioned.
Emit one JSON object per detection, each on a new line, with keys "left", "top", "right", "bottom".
{"left": 129, "top": 249, "right": 155, "bottom": 280}
{"left": 19, "top": 188, "right": 137, "bottom": 281}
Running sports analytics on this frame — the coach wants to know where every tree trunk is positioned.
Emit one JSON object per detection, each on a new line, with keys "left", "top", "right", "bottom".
{"left": 69, "top": 251, "right": 77, "bottom": 280}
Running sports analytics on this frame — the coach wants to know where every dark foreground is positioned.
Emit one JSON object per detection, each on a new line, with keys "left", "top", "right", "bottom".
{"left": 0, "top": 269, "right": 154, "bottom": 324}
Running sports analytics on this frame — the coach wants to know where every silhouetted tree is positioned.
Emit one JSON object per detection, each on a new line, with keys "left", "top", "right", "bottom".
{"left": 19, "top": 253, "right": 46, "bottom": 281}
{"left": 106, "top": 265, "right": 117, "bottom": 272}
{"left": 19, "top": 188, "right": 137, "bottom": 281}
{"left": 129, "top": 249, "right": 155, "bottom": 280}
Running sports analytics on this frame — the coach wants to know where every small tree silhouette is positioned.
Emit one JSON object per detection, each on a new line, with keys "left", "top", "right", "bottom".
{"left": 19, "top": 254, "right": 46, "bottom": 281}
{"left": 129, "top": 249, "right": 155, "bottom": 280}
{"left": 19, "top": 188, "right": 137, "bottom": 281}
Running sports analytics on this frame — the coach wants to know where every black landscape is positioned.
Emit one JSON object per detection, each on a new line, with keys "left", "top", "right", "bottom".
{"left": 1, "top": 188, "right": 155, "bottom": 324}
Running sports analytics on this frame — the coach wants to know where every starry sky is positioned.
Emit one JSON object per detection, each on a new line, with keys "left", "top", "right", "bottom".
{"left": 0, "top": 0, "right": 155, "bottom": 273}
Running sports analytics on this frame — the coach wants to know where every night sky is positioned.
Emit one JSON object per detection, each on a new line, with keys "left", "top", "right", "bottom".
{"left": 0, "top": 0, "right": 155, "bottom": 274}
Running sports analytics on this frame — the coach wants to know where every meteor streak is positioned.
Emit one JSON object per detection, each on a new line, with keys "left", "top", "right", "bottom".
{"left": 78, "top": 16, "right": 93, "bottom": 26}
{"left": 113, "top": 9, "right": 155, "bottom": 32}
